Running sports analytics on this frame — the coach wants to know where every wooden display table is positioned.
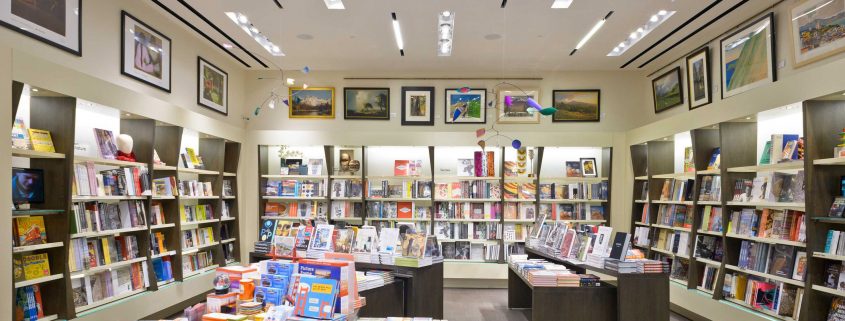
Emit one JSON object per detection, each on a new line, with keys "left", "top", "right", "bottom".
{"left": 508, "top": 265, "right": 617, "bottom": 321}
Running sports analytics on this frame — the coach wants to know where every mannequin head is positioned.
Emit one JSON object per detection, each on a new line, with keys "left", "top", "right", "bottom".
{"left": 116, "top": 134, "right": 133, "bottom": 154}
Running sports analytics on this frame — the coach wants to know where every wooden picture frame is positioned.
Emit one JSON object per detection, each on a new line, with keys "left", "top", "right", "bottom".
{"left": 289, "top": 87, "right": 335, "bottom": 119}
{"left": 652, "top": 66, "right": 684, "bottom": 113}
{"left": 121, "top": 11, "right": 172, "bottom": 92}
{"left": 552, "top": 89, "right": 601, "bottom": 122}
{"left": 686, "top": 47, "right": 712, "bottom": 110}
{"left": 401, "top": 86, "right": 434, "bottom": 126}
{"left": 197, "top": 57, "right": 228, "bottom": 115}
{"left": 497, "top": 90, "right": 540, "bottom": 124}
{"left": 580, "top": 157, "right": 598, "bottom": 177}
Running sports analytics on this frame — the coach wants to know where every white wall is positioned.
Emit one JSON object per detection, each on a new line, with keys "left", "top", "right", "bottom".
{"left": 0, "top": 43, "right": 13, "bottom": 319}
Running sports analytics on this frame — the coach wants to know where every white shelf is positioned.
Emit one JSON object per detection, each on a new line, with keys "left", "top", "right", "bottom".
{"left": 11, "top": 148, "right": 65, "bottom": 159}
{"left": 221, "top": 196, "right": 236, "bottom": 200}
{"left": 813, "top": 284, "right": 845, "bottom": 297}
{"left": 260, "top": 216, "right": 313, "bottom": 221}
{"left": 71, "top": 226, "right": 148, "bottom": 238}
{"left": 727, "top": 161, "right": 804, "bottom": 173}
{"left": 434, "top": 176, "right": 501, "bottom": 181}
{"left": 435, "top": 198, "right": 500, "bottom": 202}
{"left": 634, "top": 200, "right": 649, "bottom": 204}
{"left": 182, "top": 242, "right": 220, "bottom": 254}
{"left": 366, "top": 217, "right": 430, "bottom": 221}
{"left": 73, "top": 195, "right": 148, "bottom": 201}
{"left": 539, "top": 177, "right": 608, "bottom": 183}
{"left": 75, "top": 288, "right": 147, "bottom": 313}
{"left": 696, "top": 286, "right": 715, "bottom": 295}
{"left": 634, "top": 176, "right": 649, "bottom": 181}
{"left": 503, "top": 198, "right": 536, "bottom": 203}
{"left": 538, "top": 199, "right": 607, "bottom": 204}
{"left": 722, "top": 298, "right": 797, "bottom": 321}
{"left": 366, "top": 175, "right": 428, "bottom": 180}
{"left": 366, "top": 197, "right": 431, "bottom": 202}
{"left": 813, "top": 252, "right": 845, "bottom": 261}
{"left": 157, "top": 279, "right": 176, "bottom": 287}
{"left": 435, "top": 218, "right": 499, "bottom": 222}
{"left": 219, "top": 216, "right": 236, "bottom": 222}
{"left": 13, "top": 241, "right": 64, "bottom": 253}
{"left": 724, "top": 264, "right": 804, "bottom": 287}
{"left": 697, "top": 200, "right": 722, "bottom": 205}
{"left": 439, "top": 239, "right": 499, "bottom": 243}
{"left": 814, "top": 157, "right": 845, "bottom": 166}
{"left": 554, "top": 219, "right": 607, "bottom": 224}
{"left": 178, "top": 168, "right": 220, "bottom": 175}
{"left": 223, "top": 172, "right": 237, "bottom": 177}
{"left": 650, "top": 247, "right": 676, "bottom": 256}
{"left": 151, "top": 223, "right": 176, "bottom": 230}
{"left": 696, "top": 230, "right": 723, "bottom": 237}
{"left": 634, "top": 221, "right": 650, "bottom": 227}
{"left": 725, "top": 233, "right": 806, "bottom": 247}
{"left": 179, "top": 195, "right": 219, "bottom": 200}
{"left": 697, "top": 169, "right": 721, "bottom": 175}
{"left": 331, "top": 217, "right": 362, "bottom": 221}
{"left": 151, "top": 250, "right": 177, "bottom": 259}
{"left": 331, "top": 196, "right": 364, "bottom": 201}
{"left": 181, "top": 219, "right": 218, "bottom": 229}
{"left": 263, "top": 196, "right": 327, "bottom": 201}
{"left": 154, "top": 164, "right": 178, "bottom": 171}
{"left": 74, "top": 156, "right": 147, "bottom": 167}
{"left": 183, "top": 264, "right": 219, "bottom": 278}
{"left": 652, "top": 224, "right": 692, "bottom": 232}
{"left": 14, "top": 273, "right": 64, "bottom": 288}
{"left": 725, "top": 201, "right": 805, "bottom": 211}
{"left": 152, "top": 195, "right": 176, "bottom": 200}
{"left": 503, "top": 177, "right": 537, "bottom": 183}
{"left": 330, "top": 175, "right": 362, "bottom": 179}
{"left": 652, "top": 172, "right": 696, "bottom": 179}
{"left": 652, "top": 200, "right": 693, "bottom": 205}
{"left": 262, "top": 174, "right": 327, "bottom": 179}
{"left": 221, "top": 238, "right": 237, "bottom": 244}
{"left": 503, "top": 219, "right": 536, "bottom": 223}
{"left": 695, "top": 257, "right": 722, "bottom": 267}
{"left": 72, "top": 257, "right": 148, "bottom": 276}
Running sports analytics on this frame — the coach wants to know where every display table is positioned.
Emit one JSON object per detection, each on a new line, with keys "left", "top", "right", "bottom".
{"left": 358, "top": 281, "right": 405, "bottom": 317}
{"left": 507, "top": 265, "right": 617, "bottom": 321}
{"left": 523, "top": 247, "right": 669, "bottom": 321}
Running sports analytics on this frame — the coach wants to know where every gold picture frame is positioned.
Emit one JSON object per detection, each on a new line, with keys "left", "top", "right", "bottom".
{"left": 288, "top": 87, "right": 335, "bottom": 119}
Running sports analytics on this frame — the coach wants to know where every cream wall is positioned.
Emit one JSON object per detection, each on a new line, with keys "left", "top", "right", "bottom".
{"left": 1, "top": 43, "right": 13, "bottom": 318}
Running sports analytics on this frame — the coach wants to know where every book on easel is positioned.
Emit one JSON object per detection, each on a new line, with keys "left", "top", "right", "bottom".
{"left": 28, "top": 128, "right": 55, "bottom": 153}
{"left": 11, "top": 118, "right": 32, "bottom": 150}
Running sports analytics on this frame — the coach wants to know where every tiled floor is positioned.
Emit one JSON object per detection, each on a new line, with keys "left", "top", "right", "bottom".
{"left": 444, "top": 288, "right": 692, "bottom": 321}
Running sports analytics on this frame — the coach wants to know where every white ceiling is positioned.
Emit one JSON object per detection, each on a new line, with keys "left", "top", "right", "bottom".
{"left": 150, "top": 0, "right": 780, "bottom": 73}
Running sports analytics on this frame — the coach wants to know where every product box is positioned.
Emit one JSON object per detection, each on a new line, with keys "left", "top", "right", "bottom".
{"left": 254, "top": 286, "right": 283, "bottom": 306}
{"left": 258, "top": 273, "right": 289, "bottom": 291}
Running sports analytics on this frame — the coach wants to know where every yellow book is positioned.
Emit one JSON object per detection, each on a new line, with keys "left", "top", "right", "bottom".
{"left": 15, "top": 216, "right": 47, "bottom": 246}
{"left": 22, "top": 253, "right": 50, "bottom": 280}
{"left": 206, "top": 227, "right": 215, "bottom": 243}
{"left": 198, "top": 205, "right": 207, "bottom": 221}
{"left": 156, "top": 232, "right": 167, "bottom": 252}
{"left": 186, "top": 148, "right": 200, "bottom": 167}
{"left": 101, "top": 238, "right": 112, "bottom": 265}
{"left": 179, "top": 206, "right": 187, "bottom": 222}
{"left": 734, "top": 274, "right": 748, "bottom": 300}
{"left": 27, "top": 128, "right": 55, "bottom": 152}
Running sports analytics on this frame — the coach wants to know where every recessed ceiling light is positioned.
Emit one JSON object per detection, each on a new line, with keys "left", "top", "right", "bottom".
{"left": 125, "top": 113, "right": 131, "bottom": 116}
{"left": 745, "top": 116, "right": 752, "bottom": 120}
{"left": 286, "top": 78, "right": 295, "bottom": 85}
{"left": 571, "top": 11, "right": 613, "bottom": 55}
{"left": 607, "top": 10, "right": 675, "bottom": 56}
{"left": 551, "top": 0, "right": 574, "bottom": 9}
{"left": 663, "top": 137, "right": 668, "bottom": 140}
{"left": 438, "top": 11, "right": 455, "bottom": 56}
{"left": 31, "top": 88, "right": 38, "bottom": 92}
{"left": 236, "top": 13, "right": 248, "bottom": 24}
{"left": 225, "top": 12, "right": 284, "bottom": 56}
{"left": 222, "top": 43, "right": 233, "bottom": 49}
{"left": 323, "top": 0, "right": 345, "bottom": 10}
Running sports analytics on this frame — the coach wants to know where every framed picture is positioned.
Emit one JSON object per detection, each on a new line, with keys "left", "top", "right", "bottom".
{"left": 652, "top": 66, "right": 684, "bottom": 113}
{"left": 791, "top": 0, "right": 845, "bottom": 68}
{"left": 344, "top": 87, "right": 389, "bottom": 120}
{"left": 686, "top": 47, "right": 711, "bottom": 110}
{"left": 445, "top": 88, "right": 486, "bottom": 124}
{"left": 552, "top": 90, "right": 600, "bottom": 122}
{"left": 197, "top": 57, "right": 227, "bottom": 115}
{"left": 401, "top": 87, "right": 434, "bottom": 126}
{"left": 565, "top": 161, "right": 583, "bottom": 178}
{"left": 121, "top": 11, "right": 171, "bottom": 92}
{"left": 580, "top": 158, "right": 598, "bottom": 177}
{"left": 0, "top": 0, "right": 81, "bottom": 55}
{"left": 289, "top": 87, "right": 335, "bottom": 118}
{"left": 497, "top": 90, "right": 539, "bottom": 124}
{"left": 720, "top": 13, "right": 776, "bottom": 99}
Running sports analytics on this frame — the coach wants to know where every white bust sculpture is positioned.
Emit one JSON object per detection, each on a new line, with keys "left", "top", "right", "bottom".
{"left": 117, "top": 134, "right": 134, "bottom": 154}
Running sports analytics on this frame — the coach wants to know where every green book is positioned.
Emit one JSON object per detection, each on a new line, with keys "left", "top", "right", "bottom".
{"left": 759, "top": 140, "right": 772, "bottom": 165}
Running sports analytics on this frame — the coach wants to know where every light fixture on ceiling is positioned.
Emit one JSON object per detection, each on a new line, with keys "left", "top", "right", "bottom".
{"left": 31, "top": 88, "right": 38, "bottom": 92}
{"left": 438, "top": 11, "right": 455, "bottom": 56}
{"left": 323, "top": 0, "right": 345, "bottom": 10}
{"left": 222, "top": 43, "right": 234, "bottom": 49}
{"left": 391, "top": 12, "right": 405, "bottom": 56}
{"left": 286, "top": 78, "right": 295, "bottom": 85}
{"left": 225, "top": 12, "right": 284, "bottom": 56}
{"left": 551, "top": 0, "right": 573, "bottom": 9}
{"left": 608, "top": 10, "right": 675, "bottom": 56}
{"left": 570, "top": 11, "right": 613, "bottom": 56}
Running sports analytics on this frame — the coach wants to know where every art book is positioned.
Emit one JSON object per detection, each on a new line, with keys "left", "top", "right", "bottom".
{"left": 294, "top": 275, "right": 338, "bottom": 319}
{"left": 394, "top": 160, "right": 409, "bottom": 176}
{"left": 309, "top": 224, "right": 334, "bottom": 251}
{"left": 22, "top": 253, "right": 50, "bottom": 280}
{"left": 352, "top": 227, "right": 377, "bottom": 253}
{"left": 378, "top": 228, "right": 400, "bottom": 254}
{"left": 93, "top": 128, "right": 118, "bottom": 159}
{"left": 401, "top": 232, "right": 427, "bottom": 258}
{"left": 27, "top": 129, "right": 55, "bottom": 153}
{"left": 15, "top": 216, "right": 47, "bottom": 246}
{"left": 11, "top": 118, "right": 31, "bottom": 150}
{"left": 307, "top": 159, "right": 323, "bottom": 176}
{"left": 332, "top": 229, "right": 354, "bottom": 253}
{"left": 456, "top": 158, "right": 474, "bottom": 177}
{"left": 259, "top": 219, "right": 276, "bottom": 243}
{"left": 707, "top": 147, "right": 721, "bottom": 170}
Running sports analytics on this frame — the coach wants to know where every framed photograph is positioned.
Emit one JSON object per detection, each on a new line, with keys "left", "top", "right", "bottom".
{"left": 652, "top": 66, "right": 684, "bottom": 113}
{"left": 497, "top": 90, "right": 539, "bottom": 124}
{"left": 344, "top": 87, "right": 389, "bottom": 120}
{"left": 791, "top": 0, "right": 845, "bottom": 67}
{"left": 121, "top": 11, "right": 171, "bottom": 92}
{"left": 580, "top": 158, "right": 598, "bottom": 177}
{"left": 565, "top": 161, "right": 583, "bottom": 178}
{"left": 197, "top": 57, "right": 227, "bottom": 115}
{"left": 720, "top": 13, "right": 776, "bottom": 99}
{"left": 0, "top": 0, "right": 81, "bottom": 55}
{"left": 289, "top": 87, "right": 335, "bottom": 119}
{"left": 552, "top": 90, "right": 600, "bottom": 122}
{"left": 445, "top": 88, "right": 486, "bottom": 124}
{"left": 401, "top": 87, "right": 434, "bottom": 126}
{"left": 686, "top": 47, "right": 711, "bottom": 110}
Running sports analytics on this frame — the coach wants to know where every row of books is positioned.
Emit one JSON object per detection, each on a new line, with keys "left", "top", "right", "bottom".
{"left": 265, "top": 180, "right": 325, "bottom": 198}
{"left": 737, "top": 241, "right": 805, "bottom": 281}
{"left": 180, "top": 204, "right": 216, "bottom": 222}
{"left": 759, "top": 134, "right": 804, "bottom": 165}
{"left": 698, "top": 175, "right": 722, "bottom": 202}
{"left": 367, "top": 179, "right": 432, "bottom": 199}
{"left": 435, "top": 181, "right": 500, "bottom": 200}
{"left": 15, "top": 285, "right": 44, "bottom": 321}
{"left": 654, "top": 204, "right": 693, "bottom": 228}
{"left": 73, "top": 162, "right": 151, "bottom": 197}
{"left": 699, "top": 205, "right": 723, "bottom": 233}
{"left": 727, "top": 208, "right": 806, "bottom": 242}
{"left": 182, "top": 227, "right": 216, "bottom": 249}
{"left": 151, "top": 232, "right": 169, "bottom": 256}
{"left": 180, "top": 147, "right": 207, "bottom": 170}
{"left": 13, "top": 253, "right": 50, "bottom": 282}
{"left": 11, "top": 117, "right": 53, "bottom": 151}
{"left": 668, "top": 258, "right": 689, "bottom": 282}
{"left": 693, "top": 235, "right": 724, "bottom": 262}
{"left": 503, "top": 182, "right": 535, "bottom": 200}
{"left": 654, "top": 229, "right": 690, "bottom": 257}
{"left": 538, "top": 181, "right": 609, "bottom": 201}
{"left": 823, "top": 261, "right": 845, "bottom": 291}
{"left": 455, "top": 151, "right": 496, "bottom": 177}
{"left": 392, "top": 159, "right": 425, "bottom": 176}
{"left": 264, "top": 201, "right": 328, "bottom": 218}
{"left": 177, "top": 179, "right": 215, "bottom": 197}
{"left": 330, "top": 201, "right": 364, "bottom": 219}
{"left": 700, "top": 265, "right": 719, "bottom": 292}
{"left": 503, "top": 223, "right": 530, "bottom": 242}
{"left": 731, "top": 171, "right": 805, "bottom": 203}
{"left": 366, "top": 201, "right": 431, "bottom": 219}
{"left": 441, "top": 241, "right": 497, "bottom": 262}
{"left": 150, "top": 202, "right": 167, "bottom": 226}
{"left": 538, "top": 203, "right": 606, "bottom": 221}
{"left": 182, "top": 251, "right": 215, "bottom": 274}
{"left": 723, "top": 272, "right": 803, "bottom": 319}
{"left": 434, "top": 202, "right": 500, "bottom": 220}
{"left": 68, "top": 235, "right": 141, "bottom": 272}
{"left": 71, "top": 200, "right": 147, "bottom": 234}
{"left": 434, "top": 222, "right": 500, "bottom": 240}
{"left": 330, "top": 179, "right": 363, "bottom": 198}
{"left": 532, "top": 223, "right": 619, "bottom": 263}
{"left": 72, "top": 261, "right": 149, "bottom": 309}
{"left": 152, "top": 257, "right": 174, "bottom": 283}
{"left": 659, "top": 179, "right": 695, "bottom": 201}
{"left": 633, "top": 227, "right": 651, "bottom": 247}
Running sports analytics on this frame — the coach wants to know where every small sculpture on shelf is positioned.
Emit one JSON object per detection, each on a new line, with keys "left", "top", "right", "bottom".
{"left": 115, "top": 134, "right": 137, "bottom": 162}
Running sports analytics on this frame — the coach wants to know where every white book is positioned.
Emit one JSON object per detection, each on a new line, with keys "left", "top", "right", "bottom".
{"left": 593, "top": 226, "right": 614, "bottom": 257}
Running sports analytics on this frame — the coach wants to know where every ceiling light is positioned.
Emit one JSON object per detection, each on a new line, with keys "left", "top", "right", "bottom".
{"left": 391, "top": 12, "right": 404, "bottom": 56}
{"left": 323, "top": 0, "right": 345, "bottom": 10}
{"left": 31, "top": 88, "right": 38, "bottom": 92}
{"left": 225, "top": 12, "right": 284, "bottom": 56}
{"left": 303, "top": 84, "right": 309, "bottom": 89}
{"left": 571, "top": 11, "right": 613, "bottom": 55}
{"left": 438, "top": 11, "right": 455, "bottom": 56}
{"left": 745, "top": 116, "right": 752, "bottom": 120}
{"left": 607, "top": 10, "right": 675, "bottom": 56}
{"left": 286, "top": 78, "right": 295, "bottom": 85}
{"left": 551, "top": 0, "right": 574, "bottom": 9}
{"left": 222, "top": 43, "right": 233, "bottom": 49}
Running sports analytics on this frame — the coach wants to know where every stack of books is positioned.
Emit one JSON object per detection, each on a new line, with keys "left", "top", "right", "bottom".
{"left": 556, "top": 274, "right": 581, "bottom": 287}
{"left": 353, "top": 252, "right": 380, "bottom": 264}
{"left": 579, "top": 274, "right": 602, "bottom": 287}
{"left": 528, "top": 270, "right": 568, "bottom": 286}
{"left": 636, "top": 259, "right": 670, "bottom": 273}
{"left": 585, "top": 253, "right": 606, "bottom": 269}
{"left": 604, "top": 258, "right": 638, "bottom": 273}
{"left": 254, "top": 241, "right": 271, "bottom": 254}
{"left": 356, "top": 270, "right": 395, "bottom": 291}
{"left": 378, "top": 252, "right": 397, "bottom": 265}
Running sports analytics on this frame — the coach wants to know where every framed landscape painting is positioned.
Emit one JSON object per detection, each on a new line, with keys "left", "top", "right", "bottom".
{"left": 445, "top": 89, "right": 486, "bottom": 124}
{"left": 121, "top": 11, "right": 171, "bottom": 92}
{"left": 289, "top": 87, "right": 335, "bottom": 119}
{"left": 552, "top": 90, "right": 600, "bottom": 122}
{"left": 197, "top": 57, "right": 227, "bottom": 115}
{"left": 686, "top": 47, "right": 711, "bottom": 110}
{"left": 401, "top": 86, "right": 434, "bottom": 126}
{"left": 497, "top": 90, "right": 539, "bottom": 124}
{"left": 791, "top": 0, "right": 845, "bottom": 67}
{"left": 344, "top": 87, "right": 389, "bottom": 120}
{"left": 720, "top": 13, "right": 776, "bottom": 99}
{"left": 0, "top": 0, "right": 81, "bottom": 55}
{"left": 652, "top": 67, "right": 684, "bottom": 113}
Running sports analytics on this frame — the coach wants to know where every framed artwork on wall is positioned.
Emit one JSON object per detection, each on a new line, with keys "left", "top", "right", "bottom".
{"left": 197, "top": 57, "right": 228, "bottom": 115}
{"left": 497, "top": 90, "right": 539, "bottom": 124}
{"left": 401, "top": 86, "right": 434, "bottom": 126}
{"left": 790, "top": 0, "right": 845, "bottom": 68}
{"left": 445, "top": 88, "right": 486, "bottom": 124}
{"left": 121, "top": 11, "right": 172, "bottom": 92}
{"left": 289, "top": 87, "right": 335, "bottom": 119}
{"left": 720, "top": 13, "right": 776, "bottom": 99}
{"left": 0, "top": 0, "right": 81, "bottom": 55}
{"left": 344, "top": 87, "right": 390, "bottom": 120}
{"left": 652, "top": 66, "right": 684, "bottom": 113}
{"left": 686, "top": 47, "right": 711, "bottom": 110}
{"left": 552, "top": 90, "right": 600, "bottom": 122}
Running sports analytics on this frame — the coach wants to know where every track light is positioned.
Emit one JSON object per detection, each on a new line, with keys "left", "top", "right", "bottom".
{"left": 607, "top": 10, "right": 675, "bottom": 56}
{"left": 438, "top": 11, "right": 455, "bottom": 56}
{"left": 551, "top": 0, "right": 574, "bottom": 9}
{"left": 225, "top": 12, "right": 284, "bottom": 56}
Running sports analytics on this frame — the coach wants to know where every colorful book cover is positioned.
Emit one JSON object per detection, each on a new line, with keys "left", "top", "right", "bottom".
{"left": 396, "top": 202, "right": 413, "bottom": 219}
{"left": 519, "top": 183, "right": 535, "bottom": 200}
{"left": 401, "top": 232, "right": 427, "bottom": 259}
{"left": 255, "top": 286, "right": 283, "bottom": 306}
{"left": 486, "top": 151, "right": 495, "bottom": 177}
{"left": 503, "top": 161, "right": 517, "bottom": 177}
{"left": 22, "top": 253, "right": 50, "bottom": 280}
{"left": 15, "top": 217, "right": 47, "bottom": 246}
{"left": 93, "top": 128, "right": 117, "bottom": 159}
{"left": 707, "top": 147, "right": 721, "bottom": 170}
{"left": 294, "top": 276, "right": 338, "bottom": 319}
{"left": 394, "top": 160, "right": 409, "bottom": 176}
{"left": 309, "top": 224, "right": 334, "bottom": 251}
{"left": 259, "top": 219, "right": 276, "bottom": 243}
{"left": 11, "top": 118, "right": 31, "bottom": 150}
{"left": 503, "top": 183, "right": 518, "bottom": 200}
{"left": 27, "top": 129, "right": 55, "bottom": 153}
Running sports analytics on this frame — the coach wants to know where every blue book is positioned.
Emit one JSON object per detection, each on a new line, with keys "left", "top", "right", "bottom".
{"left": 258, "top": 274, "right": 289, "bottom": 292}
{"left": 255, "top": 286, "right": 283, "bottom": 306}
{"left": 294, "top": 275, "right": 338, "bottom": 319}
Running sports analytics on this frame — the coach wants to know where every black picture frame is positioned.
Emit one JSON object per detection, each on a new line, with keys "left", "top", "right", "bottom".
{"left": 0, "top": 0, "right": 82, "bottom": 56}
{"left": 444, "top": 88, "right": 487, "bottom": 124}
{"left": 652, "top": 66, "right": 684, "bottom": 114}
{"left": 120, "top": 10, "right": 172, "bottom": 93}
{"left": 686, "top": 47, "right": 712, "bottom": 110}
{"left": 196, "top": 56, "right": 228, "bottom": 115}
{"left": 401, "top": 86, "right": 435, "bottom": 126}
{"left": 551, "top": 89, "right": 601, "bottom": 122}
{"left": 343, "top": 87, "right": 391, "bottom": 120}
{"left": 719, "top": 12, "right": 777, "bottom": 100}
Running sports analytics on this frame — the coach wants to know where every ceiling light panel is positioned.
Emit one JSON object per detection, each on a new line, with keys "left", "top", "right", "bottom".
{"left": 570, "top": 11, "right": 613, "bottom": 55}
{"left": 225, "top": 12, "right": 284, "bottom": 56}
{"left": 438, "top": 11, "right": 455, "bottom": 57}
{"left": 323, "top": 0, "right": 345, "bottom": 10}
{"left": 392, "top": 12, "right": 405, "bottom": 56}
{"left": 608, "top": 10, "right": 675, "bottom": 56}
{"left": 551, "top": 0, "right": 573, "bottom": 9}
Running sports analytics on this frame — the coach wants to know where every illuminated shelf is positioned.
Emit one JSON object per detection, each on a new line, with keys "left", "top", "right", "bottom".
{"left": 182, "top": 242, "right": 220, "bottom": 254}
{"left": 652, "top": 172, "right": 696, "bottom": 179}
{"left": 696, "top": 230, "right": 722, "bottom": 237}
{"left": 71, "top": 226, "right": 148, "bottom": 238}
{"left": 262, "top": 174, "right": 327, "bottom": 179}
{"left": 221, "top": 238, "right": 237, "bottom": 244}
{"left": 724, "top": 264, "right": 804, "bottom": 287}
{"left": 13, "top": 241, "right": 64, "bottom": 253}
{"left": 223, "top": 172, "right": 237, "bottom": 177}
{"left": 697, "top": 169, "right": 721, "bottom": 175}
{"left": 153, "top": 164, "right": 178, "bottom": 171}
{"left": 697, "top": 201, "right": 722, "bottom": 205}
{"left": 151, "top": 250, "right": 177, "bottom": 259}
{"left": 72, "top": 195, "right": 147, "bottom": 201}
{"left": 179, "top": 195, "right": 219, "bottom": 200}
{"left": 725, "top": 233, "right": 806, "bottom": 247}
{"left": 651, "top": 200, "right": 693, "bottom": 205}
{"left": 330, "top": 175, "right": 362, "bottom": 179}
{"left": 14, "top": 274, "right": 64, "bottom": 288}
{"left": 539, "top": 199, "right": 607, "bottom": 204}
{"left": 220, "top": 217, "right": 236, "bottom": 222}
{"left": 539, "top": 177, "right": 608, "bottom": 183}
{"left": 260, "top": 216, "right": 313, "bottom": 220}
{"left": 366, "top": 197, "right": 431, "bottom": 202}
{"left": 813, "top": 285, "right": 845, "bottom": 297}
{"left": 75, "top": 288, "right": 146, "bottom": 313}
{"left": 652, "top": 224, "right": 691, "bottom": 232}
{"left": 812, "top": 252, "right": 845, "bottom": 261}
{"left": 183, "top": 264, "right": 219, "bottom": 279}
{"left": 725, "top": 201, "right": 804, "bottom": 211}
{"left": 180, "top": 219, "right": 218, "bottom": 229}
{"left": 814, "top": 157, "right": 845, "bottom": 165}
{"left": 727, "top": 161, "right": 804, "bottom": 173}
{"left": 331, "top": 196, "right": 364, "bottom": 201}
{"left": 435, "top": 218, "right": 499, "bottom": 222}
{"left": 263, "top": 196, "right": 327, "bottom": 201}
{"left": 74, "top": 156, "right": 147, "bottom": 167}
{"left": 151, "top": 223, "right": 176, "bottom": 230}
{"left": 434, "top": 176, "right": 501, "bottom": 181}
{"left": 11, "top": 148, "right": 65, "bottom": 159}
{"left": 178, "top": 168, "right": 220, "bottom": 175}
{"left": 366, "top": 217, "right": 430, "bottom": 222}
{"left": 71, "top": 257, "right": 148, "bottom": 276}
{"left": 634, "top": 176, "right": 648, "bottom": 181}
{"left": 435, "top": 198, "right": 500, "bottom": 202}
{"left": 695, "top": 257, "right": 722, "bottom": 267}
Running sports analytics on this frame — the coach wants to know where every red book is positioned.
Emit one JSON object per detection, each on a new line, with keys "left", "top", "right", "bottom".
{"left": 397, "top": 202, "right": 413, "bottom": 218}
{"left": 394, "top": 160, "right": 409, "bottom": 176}
{"left": 133, "top": 167, "right": 142, "bottom": 195}
{"left": 486, "top": 151, "right": 495, "bottom": 177}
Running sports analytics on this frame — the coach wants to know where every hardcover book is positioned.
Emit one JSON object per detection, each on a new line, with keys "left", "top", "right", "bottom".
{"left": 11, "top": 118, "right": 31, "bottom": 150}
{"left": 27, "top": 128, "right": 55, "bottom": 153}
{"left": 93, "top": 128, "right": 118, "bottom": 159}
{"left": 293, "top": 276, "right": 338, "bottom": 319}
{"left": 15, "top": 216, "right": 47, "bottom": 246}
{"left": 22, "top": 253, "right": 50, "bottom": 280}
{"left": 394, "top": 160, "right": 409, "bottom": 176}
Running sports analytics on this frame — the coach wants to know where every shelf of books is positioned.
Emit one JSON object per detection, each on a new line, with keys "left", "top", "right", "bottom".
{"left": 364, "top": 146, "right": 433, "bottom": 236}
{"left": 329, "top": 146, "right": 365, "bottom": 225}
{"left": 500, "top": 146, "right": 538, "bottom": 263}
{"left": 10, "top": 83, "right": 242, "bottom": 320}
{"left": 259, "top": 145, "right": 330, "bottom": 228}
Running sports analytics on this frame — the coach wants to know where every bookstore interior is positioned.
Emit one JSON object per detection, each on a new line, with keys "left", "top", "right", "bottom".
{"left": 9, "top": 0, "right": 845, "bottom": 321}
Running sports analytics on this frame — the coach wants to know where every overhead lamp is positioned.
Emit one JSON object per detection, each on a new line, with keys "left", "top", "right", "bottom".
{"left": 551, "top": 0, "right": 574, "bottom": 9}
{"left": 391, "top": 12, "right": 405, "bottom": 56}
{"left": 438, "top": 11, "right": 455, "bottom": 56}
{"left": 286, "top": 78, "right": 295, "bottom": 85}
{"left": 225, "top": 12, "right": 284, "bottom": 56}
{"left": 571, "top": 11, "right": 613, "bottom": 55}
{"left": 323, "top": 0, "right": 345, "bottom": 10}
{"left": 607, "top": 10, "right": 675, "bottom": 56}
